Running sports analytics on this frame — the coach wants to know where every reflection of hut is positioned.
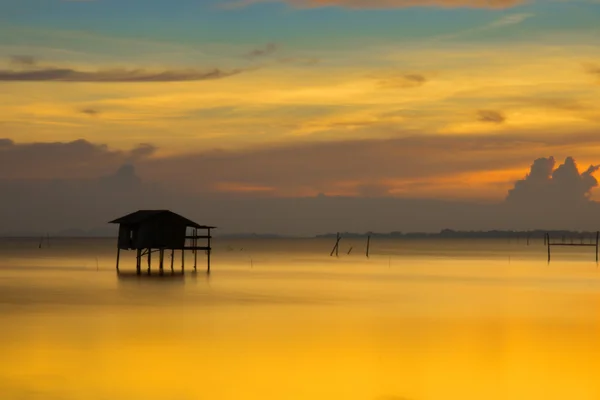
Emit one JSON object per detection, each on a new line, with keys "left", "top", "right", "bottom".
{"left": 109, "top": 210, "right": 215, "bottom": 275}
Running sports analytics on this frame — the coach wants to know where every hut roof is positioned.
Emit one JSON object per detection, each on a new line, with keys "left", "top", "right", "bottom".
{"left": 109, "top": 210, "right": 215, "bottom": 229}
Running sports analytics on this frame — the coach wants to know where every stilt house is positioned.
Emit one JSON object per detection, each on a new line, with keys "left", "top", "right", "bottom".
{"left": 109, "top": 210, "right": 214, "bottom": 275}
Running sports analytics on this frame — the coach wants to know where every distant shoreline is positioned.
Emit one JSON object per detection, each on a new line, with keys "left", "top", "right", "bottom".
{"left": 1, "top": 229, "right": 598, "bottom": 240}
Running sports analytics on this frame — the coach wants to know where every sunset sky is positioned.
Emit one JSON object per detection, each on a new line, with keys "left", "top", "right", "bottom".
{"left": 1, "top": 0, "right": 600, "bottom": 233}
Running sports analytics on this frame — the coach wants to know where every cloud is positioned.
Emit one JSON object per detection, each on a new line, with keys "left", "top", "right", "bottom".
{"left": 0, "top": 67, "right": 243, "bottom": 82}
{"left": 586, "top": 64, "right": 600, "bottom": 80}
{"left": 477, "top": 110, "right": 506, "bottom": 124}
{"left": 377, "top": 73, "right": 428, "bottom": 89}
{"left": 0, "top": 139, "right": 155, "bottom": 179}
{"left": 245, "top": 43, "right": 279, "bottom": 59}
{"left": 488, "top": 12, "right": 533, "bottom": 27}
{"left": 128, "top": 143, "right": 157, "bottom": 159}
{"left": 277, "top": 57, "right": 320, "bottom": 66}
{"left": 225, "top": 0, "right": 524, "bottom": 9}
{"left": 428, "top": 12, "right": 533, "bottom": 42}
{"left": 3, "top": 138, "right": 600, "bottom": 235}
{"left": 9, "top": 55, "right": 37, "bottom": 67}
{"left": 506, "top": 156, "right": 600, "bottom": 206}
{"left": 80, "top": 108, "right": 100, "bottom": 116}
{"left": 0, "top": 57, "right": 246, "bottom": 82}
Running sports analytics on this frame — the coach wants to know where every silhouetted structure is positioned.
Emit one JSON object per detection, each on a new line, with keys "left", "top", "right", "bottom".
{"left": 546, "top": 231, "right": 599, "bottom": 263}
{"left": 109, "top": 210, "right": 215, "bottom": 275}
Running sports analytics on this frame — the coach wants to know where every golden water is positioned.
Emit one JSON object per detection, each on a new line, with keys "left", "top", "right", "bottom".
{"left": 1, "top": 237, "right": 600, "bottom": 400}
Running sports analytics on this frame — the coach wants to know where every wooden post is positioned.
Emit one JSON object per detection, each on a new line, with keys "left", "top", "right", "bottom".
{"left": 136, "top": 249, "right": 141, "bottom": 275}
{"left": 147, "top": 248, "right": 152, "bottom": 274}
{"left": 366, "top": 235, "right": 371, "bottom": 258}
{"left": 116, "top": 247, "right": 120, "bottom": 273}
{"left": 181, "top": 249, "right": 185, "bottom": 273}
{"left": 526, "top": 235, "right": 530, "bottom": 246}
{"left": 159, "top": 249, "right": 164, "bottom": 275}
{"left": 547, "top": 233, "right": 551, "bottom": 264}
{"left": 170, "top": 249, "right": 174, "bottom": 272}
{"left": 330, "top": 233, "right": 341, "bottom": 257}
{"left": 207, "top": 228, "right": 211, "bottom": 274}
{"left": 194, "top": 228, "right": 198, "bottom": 272}
{"left": 596, "top": 232, "right": 600, "bottom": 264}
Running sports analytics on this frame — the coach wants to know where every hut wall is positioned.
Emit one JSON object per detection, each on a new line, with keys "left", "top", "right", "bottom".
{"left": 117, "top": 224, "right": 138, "bottom": 249}
{"left": 134, "top": 215, "right": 187, "bottom": 249}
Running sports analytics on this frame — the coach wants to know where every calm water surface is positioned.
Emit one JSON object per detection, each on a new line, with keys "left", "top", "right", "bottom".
{"left": 1, "top": 237, "right": 600, "bottom": 400}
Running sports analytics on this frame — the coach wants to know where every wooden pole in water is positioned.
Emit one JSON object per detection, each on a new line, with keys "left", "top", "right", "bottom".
{"left": 116, "top": 247, "right": 120, "bottom": 273}
{"left": 207, "top": 228, "right": 212, "bottom": 274}
{"left": 159, "top": 249, "right": 164, "bottom": 275}
{"left": 547, "top": 233, "right": 551, "bottom": 264}
{"left": 596, "top": 232, "right": 600, "bottom": 263}
{"left": 136, "top": 249, "right": 141, "bottom": 275}
{"left": 194, "top": 228, "right": 198, "bottom": 272}
{"left": 181, "top": 249, "right": 185, "bottom": 273}
{"left": 170, "top": 249, "right": 174, "bottom": 272}
{"left": 330, "top": 232, "right": 342, "bottom": 257}
{"left": 147, "top": 248, "right": 152, "bottom": 274}
{"left": 366, "top": 235, "right": 371, "bottom": 258}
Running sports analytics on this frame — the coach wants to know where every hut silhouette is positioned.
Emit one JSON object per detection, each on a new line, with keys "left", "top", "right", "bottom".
{"left": 109, "top": 210, "right": 214, "bottom": 275}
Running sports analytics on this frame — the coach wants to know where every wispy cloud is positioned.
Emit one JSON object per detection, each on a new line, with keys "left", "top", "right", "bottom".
{"left": 245, "top": 43, "right": 279, "bottom": 59}
{"left": 488, "top": 12, "right": 533, "bottom": 27}
{"left": 80, "top": 108, "right": 100, "bottom": 116}
{"left": 224, "top": 0, "right": 524, "bottom": 10}
{"left": 478, "top": 110, "right": 506, "bottom": 124}
{"left": 0, "top": 56, "right": 247, "bottom": 82}
{"left": 377, "top": 72, "right": 428, "bottom": 89}
{"left": 0, "top": 67, "right": 244, "bottom": 82}
{"left": 428, "top": 12, "right": 534, "bottom": 42}
{"left": 585, "top": 63, "right": 600, "bottom": 80}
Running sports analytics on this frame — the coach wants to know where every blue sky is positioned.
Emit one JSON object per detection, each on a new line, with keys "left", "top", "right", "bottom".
{"left": 1, "top": 0, "right": 599, "bottom": 49}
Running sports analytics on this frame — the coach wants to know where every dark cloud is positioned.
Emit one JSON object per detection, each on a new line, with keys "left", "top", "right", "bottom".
{"left": 478, "top": 110, "right": 506, "bottom": 124}
{"left": 0, "top": 139, "right": 154, "bottom": 179}
{"left": 0, "top": 57, "right": 245, "bottom": 82}
{"left": 0, "top": 67, "right": 243, "bottom": 82}
{"left": 506, "top": 156, "right": 600, "bottom": 206}
{"left": 80, "top": 108, "right": 100, "bottom": 116}
{"left": 245, "top": 43, "right": 278, "bottom": 58}
{"left": 0, "top": 138, "right": 14, "bottom": 147}
{"left": 3, "top": 136, "right": 600, "bottom": 235}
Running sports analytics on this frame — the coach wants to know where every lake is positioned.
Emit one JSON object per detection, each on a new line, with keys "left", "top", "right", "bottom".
{"left": 1, "top": 237, "right": 600, "bottom": 400}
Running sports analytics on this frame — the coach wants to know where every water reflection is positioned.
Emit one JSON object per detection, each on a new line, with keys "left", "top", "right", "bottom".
{"left": 1, "top": 238, "right": 600, "bottom": 399}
